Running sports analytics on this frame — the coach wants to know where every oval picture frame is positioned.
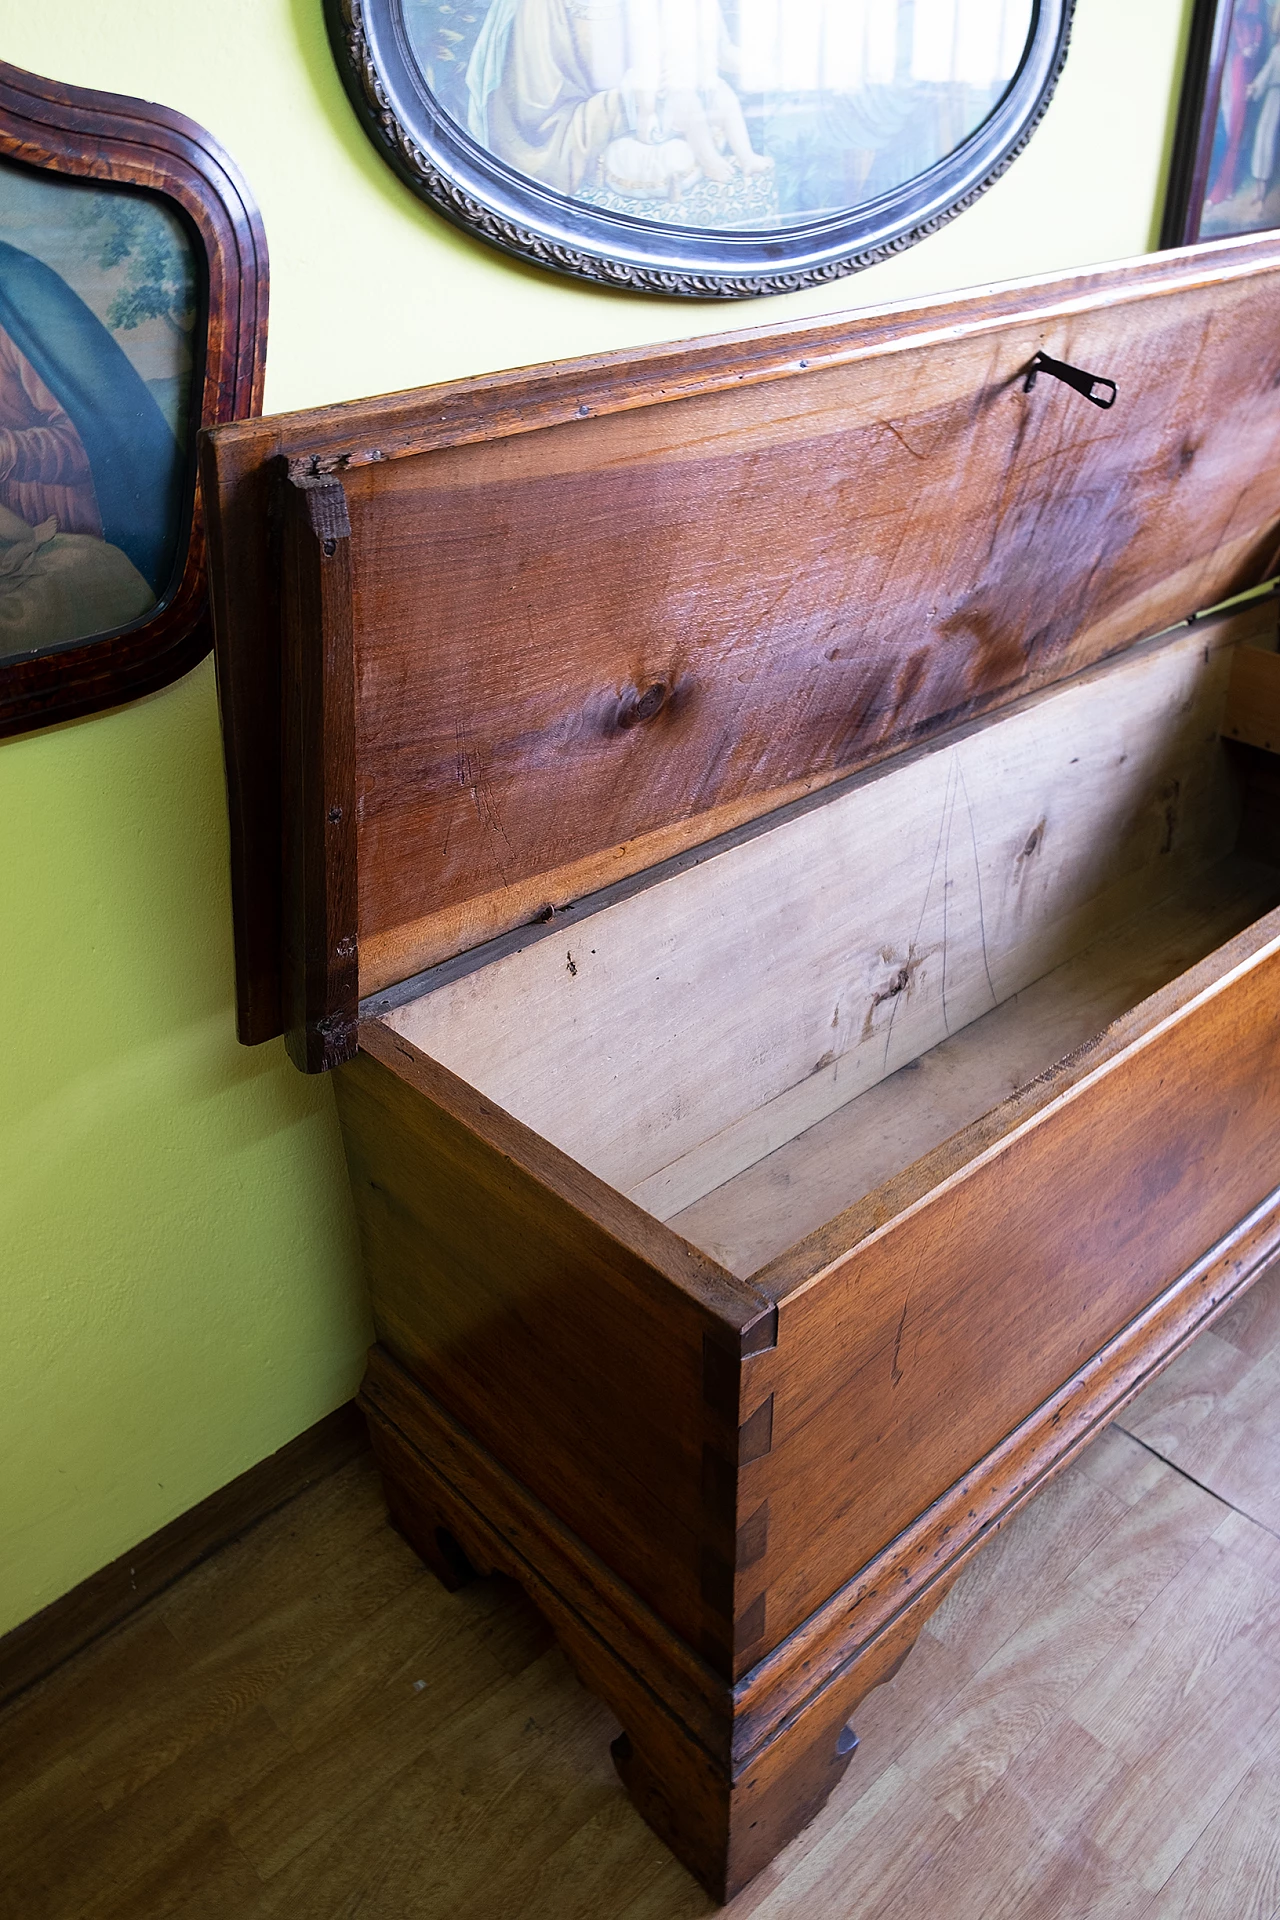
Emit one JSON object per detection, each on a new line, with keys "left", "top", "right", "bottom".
{"left": 328, "top": 0, "right": 1074, "bottom": 300}
{"left": 0, "top": 61, "right": 267, "bottom": 740}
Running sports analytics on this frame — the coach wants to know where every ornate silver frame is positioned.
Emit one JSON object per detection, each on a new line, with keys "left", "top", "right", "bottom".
{"left": 327, "top": 0, "right": 1074, "bottom": 300}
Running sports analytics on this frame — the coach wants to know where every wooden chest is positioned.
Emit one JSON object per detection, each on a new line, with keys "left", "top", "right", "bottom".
{"left": 204, "top": 236, "right": 1280, "bottom": 1901}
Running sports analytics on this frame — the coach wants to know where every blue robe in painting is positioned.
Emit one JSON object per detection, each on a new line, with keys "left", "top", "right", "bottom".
{"left": 0, "top": 240, "right": 184, "bottom": 596}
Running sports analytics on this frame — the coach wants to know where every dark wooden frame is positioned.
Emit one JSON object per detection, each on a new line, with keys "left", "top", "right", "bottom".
{"left": 1163, "top": 0, "right": 1253, "bottom": 247}
{"left": 326, "top": 0, "right": 1075, "bottom": 300}
{"left": 0, "top": 61, "right": 268, "bottom": 741}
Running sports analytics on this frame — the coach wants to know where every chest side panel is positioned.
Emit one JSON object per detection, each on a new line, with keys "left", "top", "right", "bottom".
{"left": 336, "top": 1024, "right": 773, "bottom": 1671}
{"left": 746, "top": 928, "right": 1280, "bottom": 1658}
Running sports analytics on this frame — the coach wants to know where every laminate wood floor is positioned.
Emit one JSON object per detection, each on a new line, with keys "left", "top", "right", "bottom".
{"left": 7, "top": 1266, "right": 1280, "bottom": 1920}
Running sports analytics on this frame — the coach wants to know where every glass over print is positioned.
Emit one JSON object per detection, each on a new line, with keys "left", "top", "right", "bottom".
{"left": 0, "top": 160, "right": 196, "bottom": 662}
{"left": 1200, "top": 0, "right": 1280, "bottom": 237}
{"left": 416, "top": 0, "right": 1033, "bottom": 229}
{"left": 331, "top": 0, "right": 1071, "bottom": 295}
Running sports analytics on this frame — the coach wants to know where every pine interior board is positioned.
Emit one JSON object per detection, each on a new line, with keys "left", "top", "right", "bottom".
{"left": 1224, "top": 643, "right": 1280, "bottom": 754}
{"left": 8, "top": 1264, "right": 1280, "bottom": 1918}
{"left": 670, "top": 853, "right": 1280, "bottom": 1276}
{"left": 381, "top": 615, "right": 1253, "bottom": 1225}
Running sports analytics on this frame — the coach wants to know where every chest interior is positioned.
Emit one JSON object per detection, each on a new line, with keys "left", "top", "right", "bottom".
{"left": 370, "top": 604, "right": 1280, "bottom": 1276}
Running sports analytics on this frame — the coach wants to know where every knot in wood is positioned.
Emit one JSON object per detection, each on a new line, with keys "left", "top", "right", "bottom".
{"left": 617, "top": 682, "right": 669, "bottom": 730}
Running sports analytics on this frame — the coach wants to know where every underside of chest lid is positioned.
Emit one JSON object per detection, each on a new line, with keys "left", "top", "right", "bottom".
{"left": 203, "top": 233, "right": 1280, "bottom": 1071}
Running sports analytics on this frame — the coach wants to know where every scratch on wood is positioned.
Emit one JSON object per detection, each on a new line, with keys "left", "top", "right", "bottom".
{"left": 891, "top": 1295, "right": 910, "bottom": 1387}
{"left": 456, "top": 720, "right": 514, "bottom": 878}
{"left": 891, "top": 1188, "right": 963, "bottom": 1387}
{"left": 884, "top": 753, "right": 957, "bottom": 1072}
{"left": 875, "top": 419, "right": 927, "bottom": 461}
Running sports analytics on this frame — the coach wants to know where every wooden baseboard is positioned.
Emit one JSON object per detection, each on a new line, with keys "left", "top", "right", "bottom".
{"left": 0, "top": 1401, "right": 369, "bottom": 1712}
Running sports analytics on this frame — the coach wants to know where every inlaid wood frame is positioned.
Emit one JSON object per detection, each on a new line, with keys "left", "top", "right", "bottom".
{"left": 0, "top": 61, "right": 268, "bottom": 740}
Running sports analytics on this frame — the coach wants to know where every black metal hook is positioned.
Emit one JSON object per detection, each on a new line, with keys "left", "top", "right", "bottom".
{"left": 1023, "top": 351, "right": 1118, "bottom": 410}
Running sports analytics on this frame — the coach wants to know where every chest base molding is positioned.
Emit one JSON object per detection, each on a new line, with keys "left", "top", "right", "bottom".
{"left": 360, "top": 1184, "right": 1280, "bottom": 1901}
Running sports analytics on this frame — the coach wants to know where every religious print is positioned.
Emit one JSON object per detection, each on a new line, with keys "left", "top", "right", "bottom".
{"left": 426, "top": 0, "right": 1031, "bottom": 229}
{"left": 0, "top": 160, "right": 195, "bottom": 661}
{"left": 330, "top": 0, "right": 1074, "bottom": 297}
{"left": 1200, "top": 0, "right": 1280, "bottom": 234}
{"left": 1163, "top": 0, "right": 1280, "bottom": 247}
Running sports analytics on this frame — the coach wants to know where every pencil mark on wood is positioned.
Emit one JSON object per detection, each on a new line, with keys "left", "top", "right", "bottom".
{"left": 958, "top": 758, "right": 1000, "bottom": 1011}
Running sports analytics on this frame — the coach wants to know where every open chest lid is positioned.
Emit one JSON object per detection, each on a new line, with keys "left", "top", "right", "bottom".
{"left": 203, "top": 234, "right": 1280, "bottom": 1072}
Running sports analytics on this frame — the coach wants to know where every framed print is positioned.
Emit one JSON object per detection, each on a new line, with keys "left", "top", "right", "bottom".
{"left": 1163, "top": 0, "right": 1280, "bottom": 246}
{"left": 0, "top": 62, "right": 267, "bottom": 741}
{"left": 327, "top": 0, "right": 1075, "bottom": 299}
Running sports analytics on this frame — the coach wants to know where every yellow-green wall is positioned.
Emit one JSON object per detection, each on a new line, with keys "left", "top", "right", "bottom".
{"left": 0, "top": 0, "right": 1194, "bottom": 1636}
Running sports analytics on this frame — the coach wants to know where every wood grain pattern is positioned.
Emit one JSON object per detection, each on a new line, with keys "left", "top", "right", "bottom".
{"left": 1143, "top": 1747, "right": 1280, "bottom": 1918}
{"left": 339, "top": 1001, "right": 1280, "bottom": 1889}
{"left": 205, "top": 235, "right": 1280, "bottom": 1044}
{"left": 358, "top": 1347, "right": 960, "bottom": 1902}
{"left": 727, "top": 1187, "right": 1280, "bottom": 1755}
{"left": 335, "top": 867, "right": 1280, "bottom": 1897}
{"left": 342, "top": 266, "right": 1280, "bottom": 1009}
{"left": 359, "top": 1344, "right": 730, "bottom": 1762}
{"left": 0, "top": 58, "right": 267, "bottom": 740}
{"left": 336, "top": 1021, "right": 772, "bottom": 1671}
{"left": 206, "top": 240, "right": 1280, "bottom": 1902}
{"left": 382, "top": 607, "right": 1266, "bottom": 1225}
{"left": 279, "top": 474, "right": 359, "bottom": 1072}
{"left": 671, "top": 856, "right": 1280, "bottom": 1274}
{"left": 1118, "top": 1258, "right": 1280, "bottom": 1540}
{"left": 749, "top": 927, "right": 1280, "bottom": 1650}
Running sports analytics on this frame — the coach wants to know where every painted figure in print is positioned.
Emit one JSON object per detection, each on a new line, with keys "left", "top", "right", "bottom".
{"left": 1201, "top": 0, "right": 1280, "bottom": 234}
{"left": 410, "top": 0, "right": 1034, "bottom": 230}
{"left": 0, "top": 163, "right": 193, "bottom": 660}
